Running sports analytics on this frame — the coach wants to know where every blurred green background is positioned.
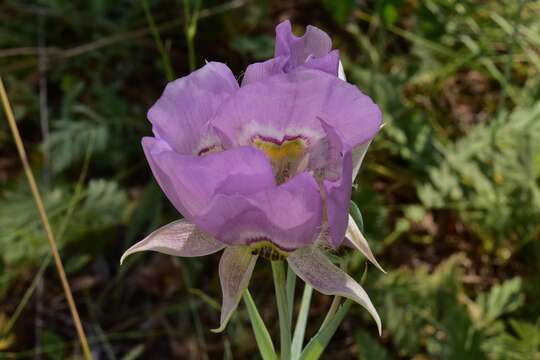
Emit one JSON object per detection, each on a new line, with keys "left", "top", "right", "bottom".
{"left": 1, "top": 0, "right": 539, "bottom": 359}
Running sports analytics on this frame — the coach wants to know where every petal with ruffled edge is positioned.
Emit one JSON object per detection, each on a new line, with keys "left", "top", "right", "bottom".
{"left": 213, "top": 69, "right": 382, "bottom": 150}
{"left": 212, "top": 246, "right": 258, "bottom": 333}
{"left": 287, "top": 245, "right": 382, "bottom": 335}
{"left": 148, "top": 62, "right": 238, "bottom": 155}
{"left": 275, "top": 20, "right": 335, "bottom": 73}
{"left": 242, "top": 21, "right": 339, "bottom": 86}
{"left": 319, "top": 120, "right": 353, "bottom": 248}
{"left": 142, "top": 138, "right": 276, "bottom": 220}
{"left": 120, "top": 219, "right": 225, "bottom": 264}
{"left": 304, "top": 49, "right": 339, "bottom": 75}
{"left": 345, "top": 214, "right": 385, "bottom": 273}
{"left": 242, "top": 50, "right": 340, "bottom": 87}
{"left": 195, "top": 172, "right": 323, "bottom": 251}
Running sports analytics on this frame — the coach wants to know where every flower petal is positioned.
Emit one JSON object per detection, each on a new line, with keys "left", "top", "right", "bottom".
{"left": 120, "top": 219, "right": 225, "bottom": 264}
{"left": 242, "top": 48, "right": 338, "bottom": 87}
{"left": 287, "top": 246, "right": 382, "bottom": 335}
{"left": 345, "top": 214, "right": 385, "bottom": 273}
{"left": 143, "top": 135, "right": 322, "bottom": 251}
{"left": 148, "top": 62, "right": 238, "bottom": 155}
{"left": 212, "top": 246, "right": 258, "bottom": 333}
{"left": 212, "top": 69, "right": 382, "bottom": 150}
{"left": 320, "top": 121, "right": 352, "bottom": 248}
{"left": 335, "top": 59, "right": 374, "bottom": 182}
{"left": 242, "top": 21, "right": 338, "bottom": 86}
{"left": 302, "top": 49, "right": 339, "bottom": 75}
{"left": 142, "top": 138, "right": 275, "bottom": 219}
{"left": 241, "top": 56, "right": 288, "bottom": 86}
{"left": 195, "top": 172, "right": 323, "bottom": 251}
{"left": 275, "top": 20, "right": 333, "bottom": 72}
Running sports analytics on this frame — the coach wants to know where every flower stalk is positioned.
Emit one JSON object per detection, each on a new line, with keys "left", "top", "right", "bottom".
{"left": 243, "top": 290, "right": 277, "bottom": 360}
{"left": 286, "top": 265, "right": 297, "bottom": 327}
{"left": 272, "top": 260, "right": 292, "bottom": 360}
{"left": 291, "top": 284, "right": 313, "bottom": 359}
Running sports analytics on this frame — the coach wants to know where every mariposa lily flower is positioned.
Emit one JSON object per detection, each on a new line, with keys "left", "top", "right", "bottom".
{"left": 121, "top": 21, "right": 384, "bottom": 334}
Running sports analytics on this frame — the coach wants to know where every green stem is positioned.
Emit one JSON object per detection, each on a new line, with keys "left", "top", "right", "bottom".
{"left": 319, "top": 296, "right": 341, "bottom": 330}
{"left": 243, "top": 290, "right": 278, "bottom": 360}
{"left": 183, "top": 0, "right": 200, "bottom": 71}
{"left": 299, "top": 301, "right": 352, "bottom": 360}
{"left": 272, "top": 261, "right": 291, "bottom": 360}
{"left": 291, "top": 284, "right": 313, "bottom": 359}
{"left": 286, "top": 264, "right": 296, "bottom": 327}
{"left": 141, "top": 0, "right": 175, "bottom": 81}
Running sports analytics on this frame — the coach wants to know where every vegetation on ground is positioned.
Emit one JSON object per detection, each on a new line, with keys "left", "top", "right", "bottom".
{"left": 1, "top": 0, "right": 539, "bottom": 358}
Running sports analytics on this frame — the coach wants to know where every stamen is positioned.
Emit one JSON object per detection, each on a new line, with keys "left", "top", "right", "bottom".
{"left": 248, "top": 239, "right": 289, "bottom": 261}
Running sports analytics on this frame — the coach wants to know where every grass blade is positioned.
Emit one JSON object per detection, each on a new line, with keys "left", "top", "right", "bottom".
{"left": 0, "top": 77, "right": 92, "bottom": 359}
{"left": 242, "top": 290, "right": 277, "bottom": 360}
{"left": 286, "top": 264, "right": 297, "bottom": 327}
{"left": 272, "top": 260, "right": 292, "bottom": 359}
{"left": 291, "top": 284, "right": 313, "bottom": 359}
{"left": 298, "top": 301, "right": 352, "bottom": 360}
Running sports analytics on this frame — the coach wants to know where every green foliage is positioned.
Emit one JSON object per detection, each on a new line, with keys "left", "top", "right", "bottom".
{"left": 1, "top": 0, "right": 539, "bottom": 358}
{"left": 366, "top": 256, "right": 537, "bottom": 359}
{"left": 487, "top": 319, "right": 540, "bottom": 360}
{"left": 474, "top": 277, "right": 524, "bottom": 328}
{"left": 321, "top": 0, "right": 356, "bottom": 24}
{"left": 231, "top": 35, "right": 274, "bottom": 61}
{"left": 0, "top": 179, "right": 129, "bottom": 267}
{"left": 419, "top": 103, "right": 540, "bottom": 251}
{"left": 354, "top": 329, "right": 392, "bottom": 360}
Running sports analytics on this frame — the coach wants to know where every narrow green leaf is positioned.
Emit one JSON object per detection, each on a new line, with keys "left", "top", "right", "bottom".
{"left": 121, "top": 344, "right": 145, "bottom": 360}
{"left": 291, "top": 284, "right": 313, "bottom": 359}
{"left": 299, "top": 300, "right": 352, "bottom": 360}
{"left": 272, "top": 260, "right": 292, "bottom": 360}
{"left": 286, "top": 264, "right": 297, "bottom": 328}
{"left": 243, "top": 290, "right": 278, "bottom": 360}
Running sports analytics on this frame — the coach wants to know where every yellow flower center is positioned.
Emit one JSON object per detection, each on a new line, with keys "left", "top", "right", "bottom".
{"left": 251, "top": 135, "right": 308, "bottom": 184}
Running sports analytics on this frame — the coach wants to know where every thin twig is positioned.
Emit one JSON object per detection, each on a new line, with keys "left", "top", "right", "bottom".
{"left": 141, "top": 0, "right": 175, "bottom": 81}
{"left": 0, "top": 78, "right": 93, "bottom": 360}
{"left": 183, "top": 0, "right": 201, "bottom": 71}
{"left": 35, "top": 15, "right": 49, "bottom": 358}
{"left": 0, "top": 130, "right": 94, "bottom": 338}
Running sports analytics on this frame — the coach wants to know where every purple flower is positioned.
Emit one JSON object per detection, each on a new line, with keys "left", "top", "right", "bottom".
{"left": 121, "top": 21, "right": 384, "bottom": 334}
